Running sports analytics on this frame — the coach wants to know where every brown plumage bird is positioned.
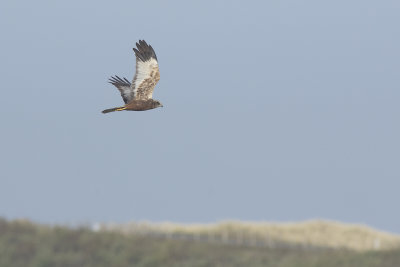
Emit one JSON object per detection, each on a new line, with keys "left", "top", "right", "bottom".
{"left": 102, "top": 40, "right": 162, "bottom": 113}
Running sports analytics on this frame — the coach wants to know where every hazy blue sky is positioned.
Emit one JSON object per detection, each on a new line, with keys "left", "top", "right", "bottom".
{"left": 1, "top": 0, "right": 399, "bottom": 233}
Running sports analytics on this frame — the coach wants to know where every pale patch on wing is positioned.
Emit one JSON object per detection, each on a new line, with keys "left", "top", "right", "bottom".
{"left": 132, "top": 58, "right": 160, "bottom": 100}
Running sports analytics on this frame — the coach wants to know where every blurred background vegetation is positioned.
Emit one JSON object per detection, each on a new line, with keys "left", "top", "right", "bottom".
{"left": 1, "top": 218, "right": 400, "bottom": 267}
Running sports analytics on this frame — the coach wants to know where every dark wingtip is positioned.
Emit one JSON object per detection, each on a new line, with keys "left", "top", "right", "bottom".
{"left": 132, "top": 39, "right": 157, "bottom": 62}
{"left": 108, "top": 75, "right": 131, "bottom": 86}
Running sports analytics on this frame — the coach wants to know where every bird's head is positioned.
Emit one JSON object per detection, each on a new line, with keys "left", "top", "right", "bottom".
{"left": 152, "top": 100, "right": 163, "bottom": 108}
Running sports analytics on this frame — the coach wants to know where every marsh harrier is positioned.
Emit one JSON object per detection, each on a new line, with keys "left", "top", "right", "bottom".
{"left": 102, "top": 40, "right": 162, "bottom": 113}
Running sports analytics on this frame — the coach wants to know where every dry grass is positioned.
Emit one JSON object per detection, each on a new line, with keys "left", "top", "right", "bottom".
{"left": 98, "top": 220, "right": 400, "bottom": 251}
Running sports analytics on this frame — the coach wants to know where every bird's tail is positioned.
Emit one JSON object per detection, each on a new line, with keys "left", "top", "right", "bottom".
{"left": 101, "top": 106, "right": 126, "bottom": 114}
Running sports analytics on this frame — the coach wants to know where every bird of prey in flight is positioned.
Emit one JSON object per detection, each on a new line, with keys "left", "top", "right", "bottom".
{"left": 102, "top": 40, "right": 162, "bottom": 113}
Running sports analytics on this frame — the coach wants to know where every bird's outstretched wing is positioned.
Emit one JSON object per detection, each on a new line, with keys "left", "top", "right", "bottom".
{"left": 131, "top": 40, "right": 160, "bottom": 100}
{"left": 108, "top": 75, "right": 132, "bottom": 104}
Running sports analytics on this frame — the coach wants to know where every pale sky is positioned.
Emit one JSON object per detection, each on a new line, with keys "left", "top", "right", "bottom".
{"left": 1, "top": 0, "right": 399, "bottom": 233}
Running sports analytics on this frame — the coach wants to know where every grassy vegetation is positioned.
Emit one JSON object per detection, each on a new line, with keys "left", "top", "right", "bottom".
{"left": 1, "top": 218, "right": 400, "bottom": 267}
{"left": 101, "top": 219, "right": 400, "bottom": 251}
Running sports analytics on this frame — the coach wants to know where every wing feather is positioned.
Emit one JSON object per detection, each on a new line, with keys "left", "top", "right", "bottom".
{"left": 107, "top": 40, "right": 160, "bottom": 103}
{"left": 131, "top": 40, "right": 160, "bottom": 100}
{"left": 108, "top": 75, "right": 132, "bottom": 104}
